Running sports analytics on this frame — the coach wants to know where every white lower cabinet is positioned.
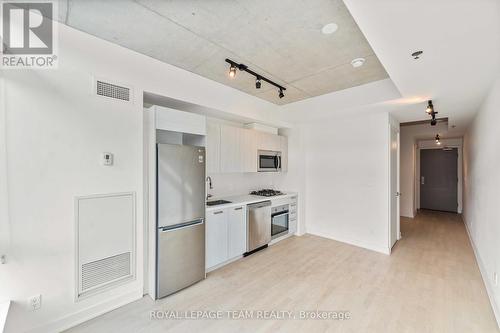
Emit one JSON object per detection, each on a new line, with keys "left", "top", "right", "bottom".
{"left": 206, "top": 205, "right": 247, "bottom": 270}
{"left": 228, "top": 206, "right": 247, "bottom": 259}
{"left": 206, "top": 209, "right": 228, "bottom": 269}
{"left": 288, "top": 195, "right": 298, "bottom": 235}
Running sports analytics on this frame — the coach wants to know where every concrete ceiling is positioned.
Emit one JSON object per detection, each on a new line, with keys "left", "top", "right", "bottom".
{"left": 55, "top": 0, "right": 388, "bottom": 105}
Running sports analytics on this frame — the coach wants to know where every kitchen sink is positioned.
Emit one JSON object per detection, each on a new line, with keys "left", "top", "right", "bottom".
{"left": 206, "top": 200, "right": 232, "bottom": 206}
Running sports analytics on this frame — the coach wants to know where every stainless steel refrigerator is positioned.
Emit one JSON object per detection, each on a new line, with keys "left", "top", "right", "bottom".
{"left": 156, "top": 143, "right": 206, "bottom": 298}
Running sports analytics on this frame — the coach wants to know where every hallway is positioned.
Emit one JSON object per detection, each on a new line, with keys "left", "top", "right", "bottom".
{"left": 395, "top": 210, "right": 497, "bottom": 331}
{"left": 67, "top": 211, "right": 498, "bottom": 333}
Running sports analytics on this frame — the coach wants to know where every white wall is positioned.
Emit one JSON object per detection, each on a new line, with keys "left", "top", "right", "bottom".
{"left": 0, "top": 22, "right": 285, "bottom": 333}
{"left": 463, "top": 76, "right": 500, "bottom": 325}
{"left": 399, "top": 122, "right": 448, "bottom": 218}
{"left": 0, "top": 77, "right": 10, "bottom": 256}
{"left": 207, "top": 173, "right": 286, "bottom": 198}
{"left": 299, "top": 112, "right": 391, "bottom": 254}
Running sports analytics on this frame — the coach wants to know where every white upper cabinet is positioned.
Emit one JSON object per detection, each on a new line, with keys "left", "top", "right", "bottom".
{"left": 280, "top": 136, "right": 288, "bottom": 172}
{"left": 206, "top": 123, "right": 221, "bottom": 174}
{"left": 257, "top": 132, "right": 281, "bottom": 152}
{"left": 240, "top": 129, "right": 257, "bottom": 173}
{"left": 206, "top": 122, "right": 287, "bottom": 174}
{"left": 220, "top": 125, "right": 241, "bottom": 173}
{"left": 153, "top": 105, "right": 206, "bottom": 135}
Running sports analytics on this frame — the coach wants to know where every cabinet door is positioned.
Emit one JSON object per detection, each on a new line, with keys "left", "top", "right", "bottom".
{"left": 240, "top": 129, "right": 257, "bottom": 172}
{"left": 258, "top": 132, "right": 281, "bottom": 151}
{"left": 206, "top": 123, "right": 221, "bottom": 174}
{"left": 206, "top": 209, "right": 228, "bottom": 268}
{"left": 228, "top": 206, "right": 247, "bottom": 258}
{"left": 288, "top": 196, "right": 298, "bottom": 234}
{"left": 280, "top": 136, "right": 288, "bottom": 172}
{"left": 220, "top": 125, "right": 241, "bottom": 173}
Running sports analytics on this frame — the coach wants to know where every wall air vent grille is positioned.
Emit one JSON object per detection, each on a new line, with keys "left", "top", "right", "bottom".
{"left": 96, "top": 80, "right": 130, "bottom": 101}
{"left": 81, "top": 252, "right": 131, "bottom": 292}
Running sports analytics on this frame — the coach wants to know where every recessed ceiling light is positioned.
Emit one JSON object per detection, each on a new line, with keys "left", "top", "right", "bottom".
{"left": 321, "top": 23, "right": 338, "bottom": 34}
{"left": 351, "top": 58, "right": 366, "bottom": 68}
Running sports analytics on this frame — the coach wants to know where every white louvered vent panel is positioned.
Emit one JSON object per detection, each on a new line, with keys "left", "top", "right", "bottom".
{"left": 96, "top": 80, "right": 130, "bottom": 101}
{"left": 76, "top": 192, "right": 136, "bottom": 299}
{"left": 81, "top": 252, "right": 131, "bottom": 292}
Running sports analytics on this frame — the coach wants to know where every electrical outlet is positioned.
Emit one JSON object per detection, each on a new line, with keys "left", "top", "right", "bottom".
{"left": 494, "top": 272, "right": 498, "bottom": 286}
{"left": 28, "top": 294, "right": 41, "bottom": 311}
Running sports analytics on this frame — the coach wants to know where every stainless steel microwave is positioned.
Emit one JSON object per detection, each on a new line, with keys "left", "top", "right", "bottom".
{"left": 258, "top": 150, "right": 281, "bottom": 172}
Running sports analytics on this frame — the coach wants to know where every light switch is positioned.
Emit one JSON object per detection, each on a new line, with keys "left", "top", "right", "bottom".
{"left": 102, "top": 152, "right": 113, "bottom": 166}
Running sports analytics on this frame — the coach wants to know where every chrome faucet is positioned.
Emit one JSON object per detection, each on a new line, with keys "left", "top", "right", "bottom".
{"left": 206, "top": 176, "right": 213, "bottom": 200}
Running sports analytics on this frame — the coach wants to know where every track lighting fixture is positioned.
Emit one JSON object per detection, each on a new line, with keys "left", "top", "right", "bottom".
{"left": 229, "top": 64, "right": 237, "bottom": 78}
{"left": 435, "top": 134, "right": 441, "bottom": 145}
{"left": 426, "top": 100, "right": 433, "bottom": 114}
{"left": 225, "top": 58, "right": 286, "bottom": 99}
{"left": 426, "top": 100, "right": 438, "bottom": 126}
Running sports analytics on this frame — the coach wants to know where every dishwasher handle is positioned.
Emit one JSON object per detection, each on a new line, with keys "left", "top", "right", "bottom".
{"left": 247, "top": 201, "right": 272, "bottom": 209}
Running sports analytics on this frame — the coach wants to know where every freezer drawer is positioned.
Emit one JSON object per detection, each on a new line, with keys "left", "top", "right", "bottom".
{"left": 156, "top": 220, "right": 205, "bottom": 298}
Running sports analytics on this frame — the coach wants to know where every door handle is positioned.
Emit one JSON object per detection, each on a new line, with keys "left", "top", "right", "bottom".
{"left": 161, "top": 219, "right": 204, "bottom": 232}
{"left": 421, "top": 176, "right": 425, "bottom": 185}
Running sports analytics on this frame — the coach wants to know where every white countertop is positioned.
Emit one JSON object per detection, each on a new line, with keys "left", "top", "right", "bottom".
{"left": 206, "top": 192, "right": 297, "bottom": 211}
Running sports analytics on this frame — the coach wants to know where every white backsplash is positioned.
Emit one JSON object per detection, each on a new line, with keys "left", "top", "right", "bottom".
{"left": 207, "top": 173, "right": 287, "bottom": 198}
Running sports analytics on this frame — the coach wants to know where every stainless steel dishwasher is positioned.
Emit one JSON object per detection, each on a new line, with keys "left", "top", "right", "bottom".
{"left": 245, "top": 200, "right": 272, "bottom": 255}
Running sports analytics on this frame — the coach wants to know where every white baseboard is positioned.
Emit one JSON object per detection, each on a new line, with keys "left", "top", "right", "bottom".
{"left": 29, "top": 289, "right": 143, "bottom": 333}
{"left": 306, "top": 229, "right": 390, "bottom": 255}
{"left": 463, "top": 217, "right": 500, "bottom": 329}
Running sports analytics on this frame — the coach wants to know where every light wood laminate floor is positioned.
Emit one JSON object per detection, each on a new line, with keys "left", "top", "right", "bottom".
{"left": 66, "top": 210, "right": 499, "bottom": 333}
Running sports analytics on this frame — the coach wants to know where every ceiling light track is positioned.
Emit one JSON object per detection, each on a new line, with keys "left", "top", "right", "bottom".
{"left": 225, "top": 58, "right": 287, "bottom": 98}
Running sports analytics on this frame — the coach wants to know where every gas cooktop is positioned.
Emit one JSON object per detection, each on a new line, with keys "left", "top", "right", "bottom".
{"left": 250, "top": 189, "right": 284, "bottom": 197}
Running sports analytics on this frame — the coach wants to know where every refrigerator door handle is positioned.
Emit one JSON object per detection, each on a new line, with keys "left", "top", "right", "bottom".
{"left": 160, "top": 218, "right": 204, "bottom": 232}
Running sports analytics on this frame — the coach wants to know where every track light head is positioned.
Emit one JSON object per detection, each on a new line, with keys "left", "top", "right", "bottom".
{"left": 435, "top": 134, "right": 441, "bottom": 145}
{"left": 426, "top": 100, "right": 433, "bottom": 114}
{"left": 431, "top": 118, "right": 437, "bottom": 126}
{"left": 256, "top": 77, "right": 261, "bottom": 89}
{"left": 229, "top": 65, "right": 236, "bottom": 78}
{"left": 278, "top": 89, "right": 284, "bottom": 99}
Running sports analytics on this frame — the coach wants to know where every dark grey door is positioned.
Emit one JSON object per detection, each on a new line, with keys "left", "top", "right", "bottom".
{"left": 420, "top": 148, "right": 458, "bottom": 212}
